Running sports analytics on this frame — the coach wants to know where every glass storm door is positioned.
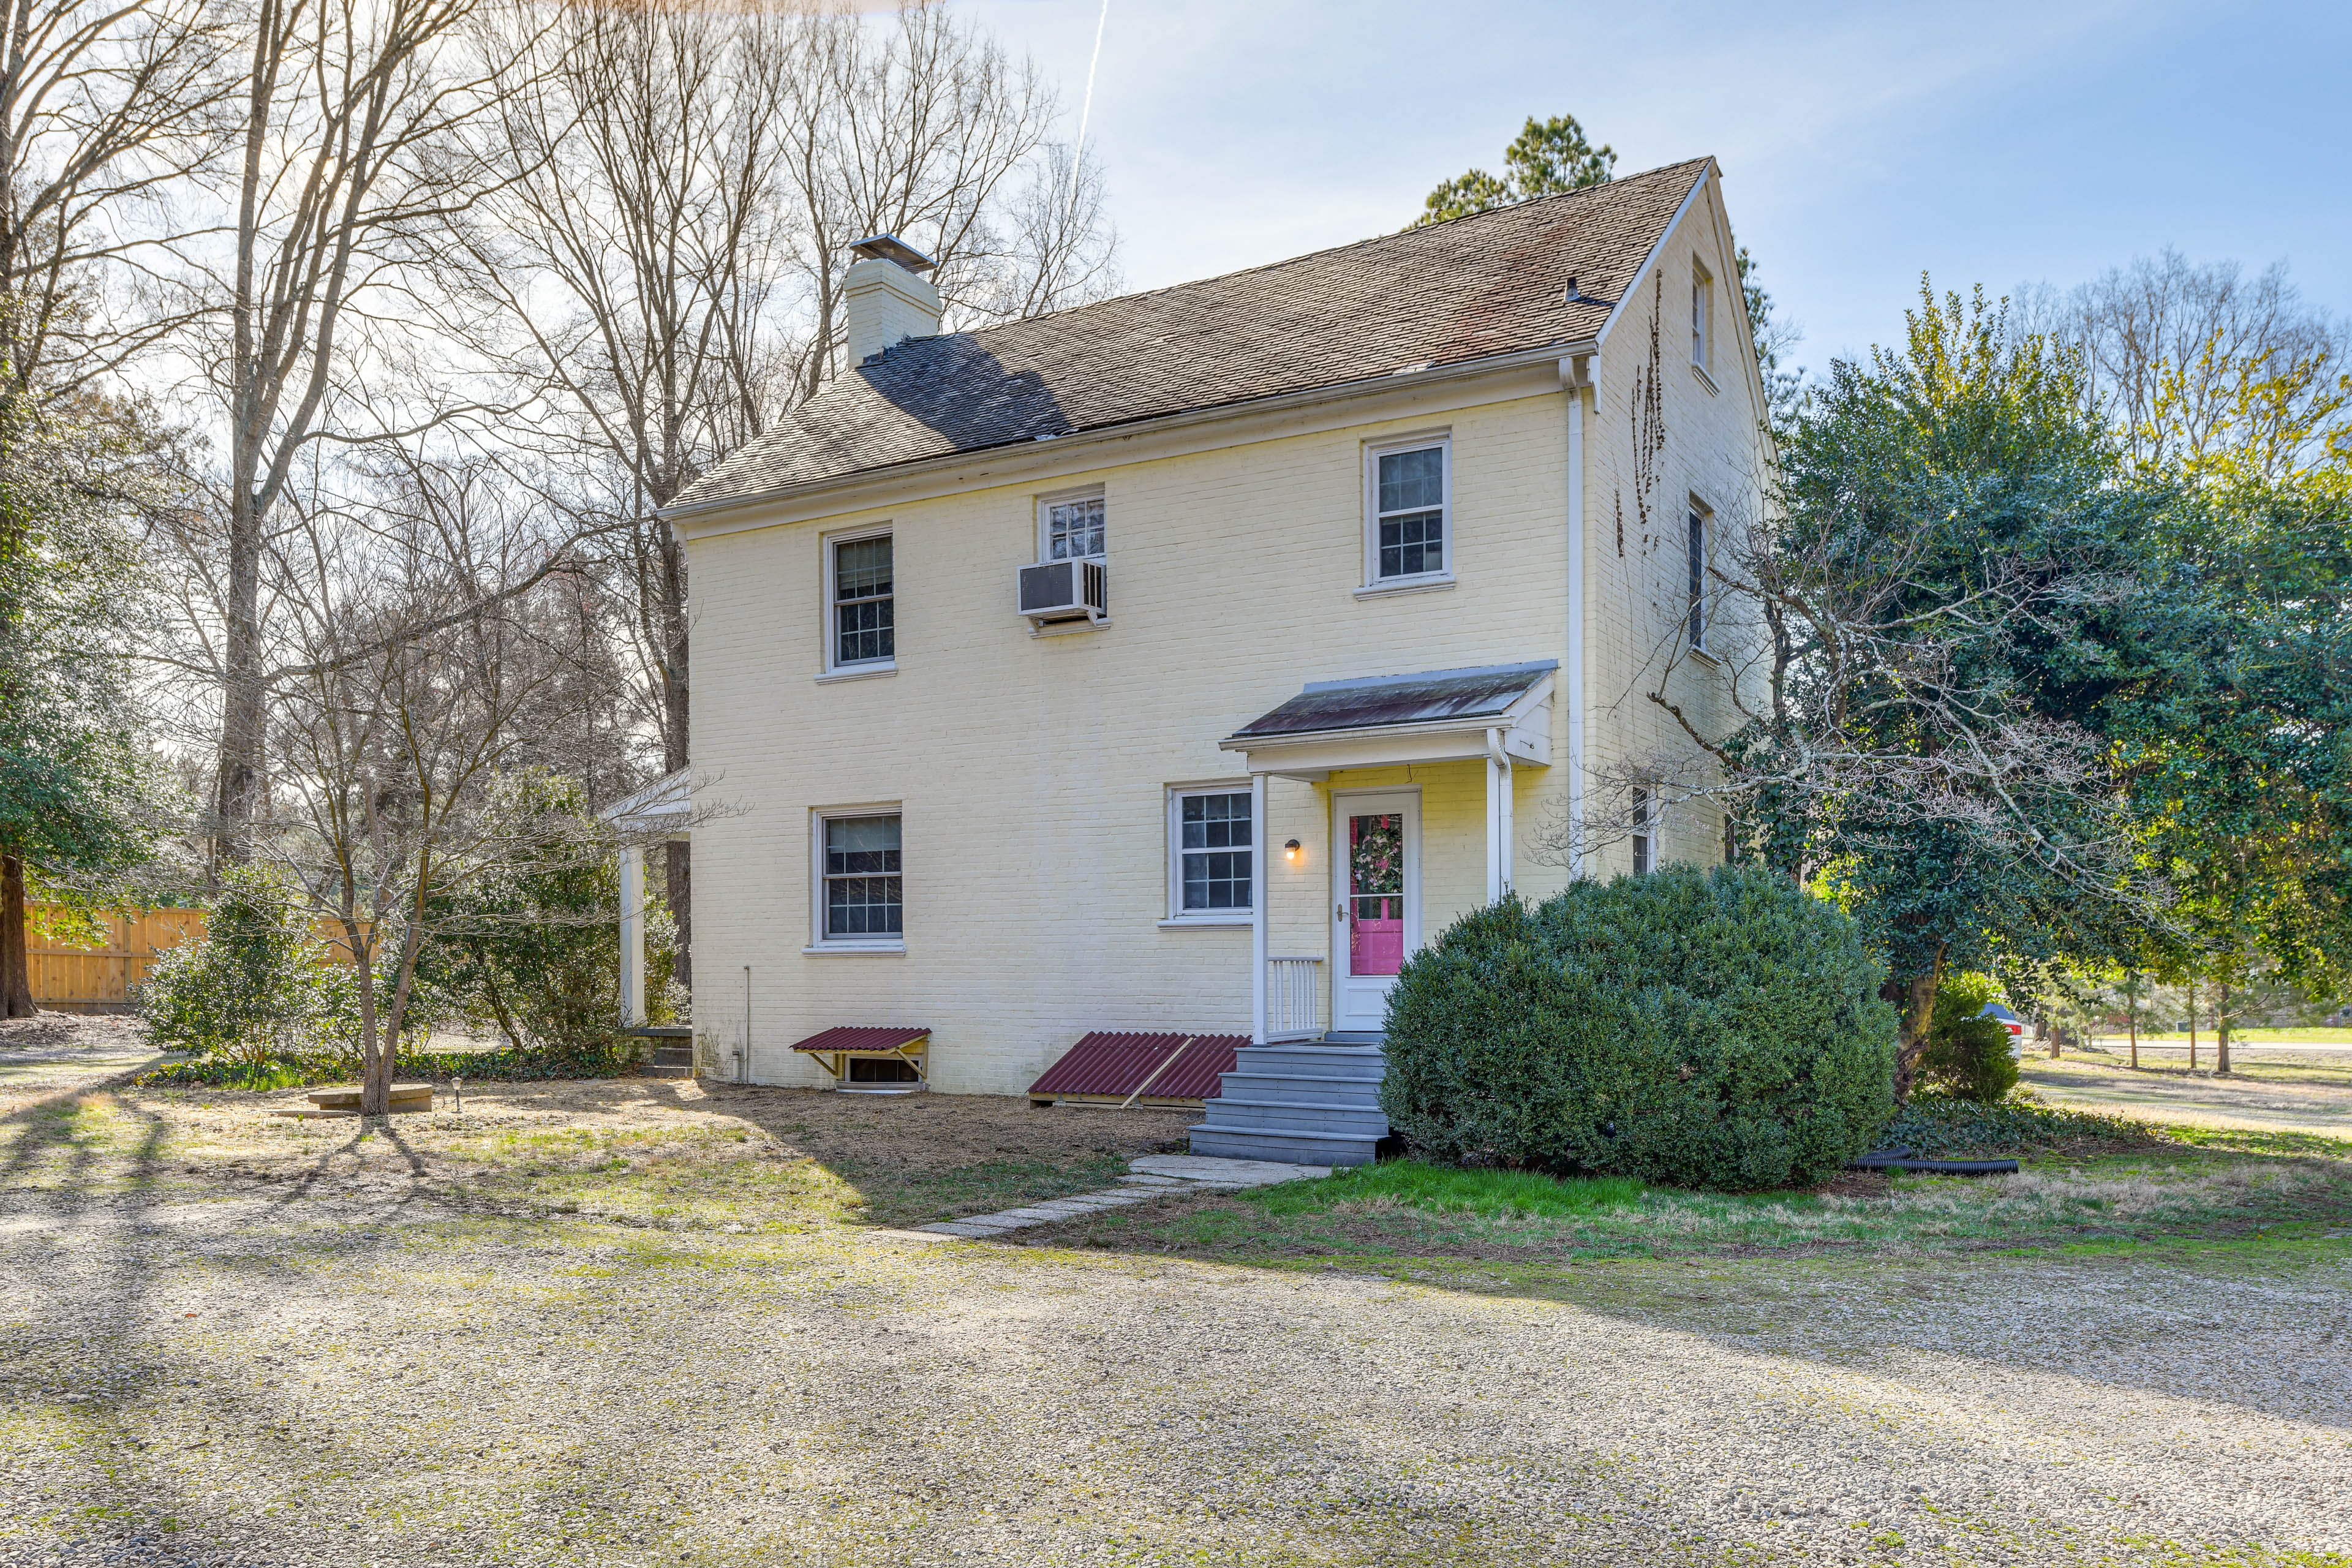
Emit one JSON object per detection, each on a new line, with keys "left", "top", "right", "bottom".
{"left": 1332, "top": 792, "right": 1418, "bottom": 1036}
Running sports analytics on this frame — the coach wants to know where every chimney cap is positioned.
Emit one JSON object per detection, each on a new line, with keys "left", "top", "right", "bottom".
{"left": 846, "top": 234, "right": 937, "bottom": 273}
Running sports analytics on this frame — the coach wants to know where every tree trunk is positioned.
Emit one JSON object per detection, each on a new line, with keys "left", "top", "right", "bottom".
{"left": 2188, "top": 981, "right": 2198, "bottom": 1071}
{"left": 2127, "top": 977, "right": 2138, "bottom": 1070}
{"left": 0, "top": 855, "right": 35, "bottom": 1019}
{"left": 1885, "top": 951, "right": 1943, "bottom": 1099}
{"left": 2215, "top": 978, "right": 2232, "bottom": 1076}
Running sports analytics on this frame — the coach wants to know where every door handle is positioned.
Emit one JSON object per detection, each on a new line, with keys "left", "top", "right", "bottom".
{"left": 1336, "top": 903, "right": 1346, "bottom": 921}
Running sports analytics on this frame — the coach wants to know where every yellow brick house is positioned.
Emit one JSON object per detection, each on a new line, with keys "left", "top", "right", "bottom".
{"left": 655, "top": 157, "right": 1770, "bottom": 1163}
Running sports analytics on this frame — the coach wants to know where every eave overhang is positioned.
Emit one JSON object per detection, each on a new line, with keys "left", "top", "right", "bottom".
{"left": 1219, "top": 661, "right": 1557, "bottom": 781}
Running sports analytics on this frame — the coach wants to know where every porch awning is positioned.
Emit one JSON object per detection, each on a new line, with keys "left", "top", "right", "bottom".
{"left": 1218, "top": 660, "right": 1556, "bottom": 779}
{"left": 600, "top": 769, "right": 691, "bottom": 841}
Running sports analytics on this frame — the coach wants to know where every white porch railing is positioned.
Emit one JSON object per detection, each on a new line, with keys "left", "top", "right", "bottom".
{"left": 1265, "top": 956, "right": 1324, "bottom": 1041}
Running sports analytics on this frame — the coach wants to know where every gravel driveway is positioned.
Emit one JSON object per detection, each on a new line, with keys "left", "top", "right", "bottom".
{"left": 2, "top": 1174, "right": 2346, "bottom": 1568}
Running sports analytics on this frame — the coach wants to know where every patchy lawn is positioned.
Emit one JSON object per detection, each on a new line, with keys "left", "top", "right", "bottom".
{"left": 3, "top": 1074, "right": 1193, "bottom": 1232}
{"left": 1042, "top": 1143, "right": 2352, "bottom": 1272}
{"left": 2022, "top": 1049, "right": 2352, "bottom": 1140}
{"left": 4, "top": 1027, "right": 2349, "bottom": 1567}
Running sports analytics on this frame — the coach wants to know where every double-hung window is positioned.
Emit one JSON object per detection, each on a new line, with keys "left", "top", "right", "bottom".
{"left": 1691, "top": 266, "right": 1713, "bottom": 372}
{"left": 817, "top": 812, "right": 902, "bottom": 944}
{"left": 1686, "top": 502, "right": 1709, "bottom": 651}
{"left": 1366, "top": 439, "right": 1449, "bottom": 585}
{"left": 1168, "top": 786, "right": 1253, "bottom": 919}
{"left": 1630, "top": 788, "right": 1655, "bottom": 876}
{"left": 828, "top": 533, "right": 894, "bottom": 671}
{"left": 1042, "top": 492, "right": 1106, "bottom": 560}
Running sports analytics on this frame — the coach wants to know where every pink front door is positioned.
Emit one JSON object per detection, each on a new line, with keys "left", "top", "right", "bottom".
{"left": 1347, "top": 812, "right": 1405, "bottom": 976}
{"left": 1333, "top": 791, "right": 1418, "bottom": 1034}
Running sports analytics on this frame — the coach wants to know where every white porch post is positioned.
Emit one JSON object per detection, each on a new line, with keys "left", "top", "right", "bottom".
{"left": 1484, "top": 729, "right": 1514, "bottom": 904}
{"left": 619, "top": 843, "right": 646, "bottom": 1028}
{"left": 1250, "top": 772, "right": 1267, "bottom": 1045}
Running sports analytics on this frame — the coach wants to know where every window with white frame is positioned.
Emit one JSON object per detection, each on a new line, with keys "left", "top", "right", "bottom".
{"left": 1041, "top": 491, "right": 1106, "bottom": 560}
{"left": 817, "top": 812, "right": 902, "bottom": 941}
{"left": 1168, "top": 786, "right": 1253, "bottom": 918}
{"left": 1630, "top": 787, "right": 1655, "bottom": 875}
{"left": 1691, "top": 265, "right": 1713, "bottom": 371}
{"left": 1686, "top": 501, "right": 1710, "bottom": 650}
{"left": 1367, "top": 439, "right": 1449, "bottom": 583}
{"left": 828, "top": 532, "right": 894, "bottom": 669}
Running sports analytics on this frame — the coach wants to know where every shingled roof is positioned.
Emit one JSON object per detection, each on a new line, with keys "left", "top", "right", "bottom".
{"left": 669, "top": 157, "right": 1713, "bottom": 513}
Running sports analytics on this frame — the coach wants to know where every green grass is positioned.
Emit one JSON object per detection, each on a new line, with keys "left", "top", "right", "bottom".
{"left": 1050, "top": 1144, "right": 2352, "bottom": 1268}
{"left": 1249, "top": 1162, "right": 1645, "bottom": 1220}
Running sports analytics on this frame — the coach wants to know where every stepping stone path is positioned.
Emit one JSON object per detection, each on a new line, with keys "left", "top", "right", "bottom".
{"left": 914, "top": 1154, "right": 1329, "bottom": 1238}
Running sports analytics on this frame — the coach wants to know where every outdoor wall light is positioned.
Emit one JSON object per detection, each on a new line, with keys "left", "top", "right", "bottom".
{"left": 1284, "top": 839, "right": 1302, "bottom": 862}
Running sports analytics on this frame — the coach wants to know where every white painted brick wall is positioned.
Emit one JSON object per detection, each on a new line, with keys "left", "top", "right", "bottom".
{"left": 688, "top": 220, "right": 1768, "bottom": 1096}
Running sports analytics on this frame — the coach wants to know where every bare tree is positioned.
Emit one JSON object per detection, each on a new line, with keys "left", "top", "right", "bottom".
{"left": 258, "top": 454, "right": 618, "bottom": 1114}
{"left": 466, "top": 0, "right": 1115, "bottom": 984}
{"left": 2041, "top": 250, "right": 2350, "bottom": 482}
{"left": 0, "top": 0, "right": 233, "bottom": 397}
{"left": 189, "top": 0, "right": 535, "bottom": 867}
{"left": 778, "top": 1, "right": 1117, "bottom": 398}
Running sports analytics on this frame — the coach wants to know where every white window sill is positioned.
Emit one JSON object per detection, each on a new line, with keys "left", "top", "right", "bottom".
{"left": 801, "top": 943, "right": 906, "bottom": 957}
{"left": 1157, "top": 916, "right": 1253, "bottom": 929}
{"left": 1688, "top": 643, "right": 1719, "bottom": 667}
{"left": 1030, "top": 617, "right": 1109, "bottom": 638}
{"left": 1691, "top": 363, "right": 1720, "bottom": 396}
{"left": 816, "top": 663, "right": 896, "bottom": 684}
{"left": 1354, "top": 574, "right": 1455, "bottom": 600}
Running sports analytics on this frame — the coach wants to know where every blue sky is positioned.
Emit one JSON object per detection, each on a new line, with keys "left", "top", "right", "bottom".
{"left": 966, "top": 0, "right": 2351, "bottom": 374}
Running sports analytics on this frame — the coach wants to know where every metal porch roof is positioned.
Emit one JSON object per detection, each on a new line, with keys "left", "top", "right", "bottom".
{"left": 1229, "top": 661, "right": 1558, "bottom": 741}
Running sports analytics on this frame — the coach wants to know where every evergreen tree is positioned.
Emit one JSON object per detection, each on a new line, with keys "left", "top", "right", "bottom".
{"left": 0, "top": 376, "right": 167, "bottom": 1013}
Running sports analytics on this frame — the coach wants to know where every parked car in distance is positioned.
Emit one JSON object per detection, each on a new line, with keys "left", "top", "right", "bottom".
{"left": 1980, "top": 1003, "right": 2028, "bottom": 1056}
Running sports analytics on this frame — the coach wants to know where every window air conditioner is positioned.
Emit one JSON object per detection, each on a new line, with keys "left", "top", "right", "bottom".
{"left": 1017, "top": 558, "right": 1107, "bottom": 627}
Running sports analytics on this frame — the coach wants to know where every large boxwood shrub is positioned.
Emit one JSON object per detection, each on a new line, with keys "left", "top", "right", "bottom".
{"left": 1381, "top": 863, "right": 1898, "bottom": 1190}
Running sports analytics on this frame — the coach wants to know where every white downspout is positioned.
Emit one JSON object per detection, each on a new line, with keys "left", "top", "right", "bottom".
{"left": 1249, "top": 772, "right": 1268, "bottom": 1045}
{"left": 619, "top": 843, "right": 646, "bottom": 1028}
{"left": 1561, "top": 355, "right": 1590, "bottom": 878}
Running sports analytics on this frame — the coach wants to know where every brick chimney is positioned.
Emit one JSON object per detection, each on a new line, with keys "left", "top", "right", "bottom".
{"left": 842, "top": 235, "right": 941, "bottom": 366}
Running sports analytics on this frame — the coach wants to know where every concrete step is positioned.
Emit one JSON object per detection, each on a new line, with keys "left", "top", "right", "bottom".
{"left": 641, "top": 1064, "right": 693, "bottom": 1079}
{"left": 1188, "top": 1123, "right": 1380, "bottom": 1167}
{"left": 1196, "top": 1096, "right": 1389, "bottom": 1135}
{"left": 1231, "top": 1044, "right": 1387, "bottom": 1079}
{"left": 1216, "top": 1072, "right": 1385, "bottom": 1107}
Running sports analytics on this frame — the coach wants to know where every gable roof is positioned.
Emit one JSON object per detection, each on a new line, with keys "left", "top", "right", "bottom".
{"left": 670, "top": 157, "right": 1713, "bottom": 514}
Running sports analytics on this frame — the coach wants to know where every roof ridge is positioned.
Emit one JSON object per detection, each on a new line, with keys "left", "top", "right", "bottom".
{"left": 946, "top": 155, "right": 1713, "bottom": 342}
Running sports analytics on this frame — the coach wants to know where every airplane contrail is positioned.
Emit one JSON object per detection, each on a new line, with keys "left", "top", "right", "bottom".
{"left": 1065, "top": 0, "right": 1111, "bottom": 216}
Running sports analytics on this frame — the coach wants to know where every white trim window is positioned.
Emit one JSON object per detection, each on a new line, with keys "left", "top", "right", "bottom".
{"left": 1168, "top": 786, "right": 1254, "bottom": 919}
{"left": 1630, "top": 787, "right": 1656, "bottom": 875}
{"left": 1691, "top": 263, "right": 1713, "bottom": 371}
{"left": 1041, "top": 489, "right": 1106, "bottom": 561}
{"left": 815, "top": 810, "right": 903, "bottom": 944}
{"left": 827, "top": 531, "right": 894, "bottom": 671}
{"left": 1365, "top": 437, "right": 1450, "bottom": 585}
{"left": 1686, "top": 501, "right": 1710, "bottom": 652}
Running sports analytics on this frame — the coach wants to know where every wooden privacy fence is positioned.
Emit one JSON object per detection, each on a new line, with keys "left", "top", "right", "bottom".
{"left": 28, "top": 907, "right": 363, "bottom": 1013}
